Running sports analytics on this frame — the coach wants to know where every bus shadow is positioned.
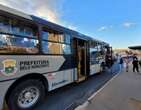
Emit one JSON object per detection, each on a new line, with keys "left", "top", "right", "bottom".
{"left": 35, "top": 63, "right": 119, "bottom": 110}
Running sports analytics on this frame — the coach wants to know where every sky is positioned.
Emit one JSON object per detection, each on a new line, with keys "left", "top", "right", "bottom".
{"left": 0, "top": 0, "right": 141, "bottom": 49}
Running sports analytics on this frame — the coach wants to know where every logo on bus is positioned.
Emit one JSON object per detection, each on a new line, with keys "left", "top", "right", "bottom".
{"left": 1, "top": 59, "right": 17, "bottom": 76}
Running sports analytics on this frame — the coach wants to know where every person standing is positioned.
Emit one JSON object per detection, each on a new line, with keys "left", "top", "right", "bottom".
{"left": 132, "top": 55, "right": 139, "bottom": 72}
{"left": 139, "top": 59, "right": 141, "bottom": 68}
{"left": 125, "top": 56, "right": 129, "bottom": 72}
{"left": 119, "top": 57, "right": 123, "bottom": 72}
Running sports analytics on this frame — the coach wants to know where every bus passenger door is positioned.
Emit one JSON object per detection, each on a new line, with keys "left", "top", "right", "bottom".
{"left": 73, "top": 39, "right": 87, "bottom": 82}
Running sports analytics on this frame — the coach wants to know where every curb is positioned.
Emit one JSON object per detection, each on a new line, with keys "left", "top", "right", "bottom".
{"left": 75, "top": 70, "right": 121, "bottom": 110}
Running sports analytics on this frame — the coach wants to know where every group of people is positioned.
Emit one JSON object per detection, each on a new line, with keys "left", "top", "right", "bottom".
{"left": 119, "top": 54, "right": 141, "bottom": 73}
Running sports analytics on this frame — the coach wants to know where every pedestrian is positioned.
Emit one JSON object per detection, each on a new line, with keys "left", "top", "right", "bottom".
{"left": 119, "top": 57, "right": 123, "bottom": 72}
{"left": 139, "top": 60, "right": 141, "bottom": 68}
{"left": 132, "top": 55, "right": 139, "bottom": 72}
{"left": 125, "top": 56, "right": 129, "bottom": 72}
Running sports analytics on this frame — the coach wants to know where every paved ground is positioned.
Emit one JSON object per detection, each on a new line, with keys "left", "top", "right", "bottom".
{"left": 35, "top": 63, "right": 119, "bottom": 110}
{"left": 76, "top": 66, "right": 141, "bottom": 110}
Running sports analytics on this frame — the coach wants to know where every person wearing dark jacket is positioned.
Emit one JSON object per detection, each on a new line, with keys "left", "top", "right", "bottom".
{"left": 132, "top": 55, "right": 139, "bottom": 72}
{"left": 139, "top": 60, "right": 141, "bottom": 67}
{"left": 119, "top": 57, "right": 123, "bottom": 72}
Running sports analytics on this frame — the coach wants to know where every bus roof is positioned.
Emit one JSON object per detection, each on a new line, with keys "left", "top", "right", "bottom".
{"left": 0, "top": 4, "right": 109, "bottom": 44}
{"left": 0, "top": 4, "right": 32, "bottom": 20}
{"left": 31, "top": 15, "right": 90, "bottom": 40}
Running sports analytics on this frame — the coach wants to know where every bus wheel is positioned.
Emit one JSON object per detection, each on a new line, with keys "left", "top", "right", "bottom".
{"left": 7, "top": 79, "right": 45, "bottom": 110}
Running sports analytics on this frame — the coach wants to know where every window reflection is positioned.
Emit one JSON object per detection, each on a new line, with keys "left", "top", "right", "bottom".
{"left": 42, "top": 41, "right": 71, "bottom": 55}
{"left": 0, "top": 16, "right": 11, "bottom": 33}
{"left": 0, "top": 34, "right": 39, "bottom": 54}
{"left": 64, "top": 34, "right": 71, "bottom": 44}
{"left": 0, "top": 15, "right": 38, "bottom": 38}
{"left": 41, "top": 30, "right": 71, "bottom": 44}
{"left": 42, "top": 31, "right": 48, "bottom": 40}
{"left": 90, "top": 43, "right": 105, "bottom": 65}
{"left": 42, "top": 41, "right": 48, "bottom": 54}
{"left": 48, "top": 33, "right": 63, "bottom": 42}
{"left": 62, "top": 44, "right": 71, "bottom": 54}
{"left": 58, "top": 34, "right": 64, "bottom": 43}
{"left": 48, "top": 42, "right": 62, "bottom": 54}
{"left": 90, "top": 48, "right": 98, "bottom": 65}
{"left": 41, "top": 30, "right": 71, "bottom": 55}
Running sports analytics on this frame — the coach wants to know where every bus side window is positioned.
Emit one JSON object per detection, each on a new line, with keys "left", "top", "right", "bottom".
{"left": 42, "top": 31, "right": 48, "bottom": 40}
{"left": 0, "top": 16, "right": 11, "bottom": 33}
{"left": 0, "top": 34, "right": 39, "bottom": 54}
{"left": 62, "top": 44, "right": 71, "bottom": 54}
{"left": 42, "top": 41, "right": 49, "bottom": 54}
{"left": 64, "top": 34, "right": 71, "bottom": 44}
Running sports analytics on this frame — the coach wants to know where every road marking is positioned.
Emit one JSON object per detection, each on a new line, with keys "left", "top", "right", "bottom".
{"left": 75, "top": 71, "right": 121, "bottom": 110}
{"left": 88, "top": 72, "right": 120, "bottom": 101}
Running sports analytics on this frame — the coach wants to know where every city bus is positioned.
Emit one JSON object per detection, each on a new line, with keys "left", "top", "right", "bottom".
{"left": 0, "top": 5, "right": 111, "bottom": 110}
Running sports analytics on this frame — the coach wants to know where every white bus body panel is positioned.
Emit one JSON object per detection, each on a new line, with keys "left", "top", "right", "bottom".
{"left": 90, "top": 64, "right": 101, "bottom": 75}
{"left": 0, "top": 55, "right": 66, "bottom": 81}
{"left": 90, "top": 58, "right": 105, "bottom": 75}
{"left": 46, "top": 69, "right": 74, "bottom": 91}
{"left": 0, "top": 55, "right": 76, "bottom": 107}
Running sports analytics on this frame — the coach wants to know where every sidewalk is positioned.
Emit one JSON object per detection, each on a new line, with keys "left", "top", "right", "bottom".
{"left": 75, "top": 67, "right": 141, "bottom": 110}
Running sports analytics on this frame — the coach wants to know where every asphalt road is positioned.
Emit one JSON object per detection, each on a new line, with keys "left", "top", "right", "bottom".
{"left": 77, "top": 66, "right": 141, "bottom": 110}
{"left": 35, "top": 63, "right": 120, "bottom": 110}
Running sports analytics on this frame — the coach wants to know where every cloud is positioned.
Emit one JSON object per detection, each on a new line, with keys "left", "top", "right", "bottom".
{"left": 0, "top": 0, "right": 78, "bottom": 30}
{"left": 97, "top": 26, "right": 108, "bottom": 31}
{"left": 98, "top": 26, "right": 107, "bottom": 31}
{"left": 0, "top": 0, "right": 65, "bottom": 24}
{"left": 68, "top": 25, "right": 77, "bottom": 30}
{"left": 122, "top": 22, "right": 136, "bottom": 28}
{"left": 97, "top": 25, "right": 113, "bottom": 32}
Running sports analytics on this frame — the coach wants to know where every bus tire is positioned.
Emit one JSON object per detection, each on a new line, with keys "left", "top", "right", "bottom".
{"left": 7, "top": 79, "right": 45, "bottom": 110}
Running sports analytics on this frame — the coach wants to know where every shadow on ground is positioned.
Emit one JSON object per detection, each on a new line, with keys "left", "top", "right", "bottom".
{"left": 35, "top": 63, "right": 120, "bottom": 110}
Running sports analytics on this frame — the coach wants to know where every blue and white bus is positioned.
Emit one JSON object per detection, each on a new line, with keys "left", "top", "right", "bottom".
{"left": 0, "top": 5, "right": 111, "bottom": 110}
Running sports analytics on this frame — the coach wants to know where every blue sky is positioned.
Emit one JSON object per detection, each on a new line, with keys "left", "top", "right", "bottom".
{"left": 0, "top": 0, "right": 141, "bottom": 49}
{"left": 61, "top": 0, "right": 141, "bottom": 49}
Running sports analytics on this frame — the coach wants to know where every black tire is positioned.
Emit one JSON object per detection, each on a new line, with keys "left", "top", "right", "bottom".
{"left": 7, "top": 79, "right": 45, "bottom": 110}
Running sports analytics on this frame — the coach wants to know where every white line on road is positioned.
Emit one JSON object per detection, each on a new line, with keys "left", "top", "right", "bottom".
{"left": 75, "top": 71, "right": 121, "bottom": 110}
